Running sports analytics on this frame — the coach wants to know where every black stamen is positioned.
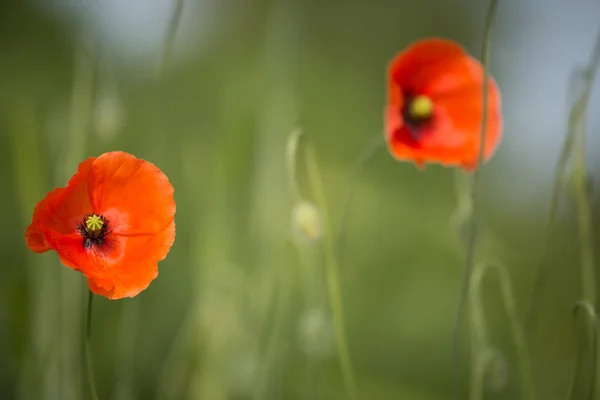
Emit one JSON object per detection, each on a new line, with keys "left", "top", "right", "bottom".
{"left": 402, "top": 94, "right": 434, "bottom": 139}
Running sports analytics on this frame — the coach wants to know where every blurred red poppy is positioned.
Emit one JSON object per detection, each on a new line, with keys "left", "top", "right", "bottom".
{"left": 385, "top": 38, "right": 503, "bottom": 171}
{"left": 25, "top": 151, "right": 176, "bottom": 299}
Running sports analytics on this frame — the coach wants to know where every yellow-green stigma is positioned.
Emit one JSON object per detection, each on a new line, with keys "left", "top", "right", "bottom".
{"left": 78, "top": 214, "right": 111, "bottom": 248}
{"left": 85, "top": 214, "right": 104, "bottom": 237}
{"left": 408, "top": 95, "right": 434, "bottom": 121}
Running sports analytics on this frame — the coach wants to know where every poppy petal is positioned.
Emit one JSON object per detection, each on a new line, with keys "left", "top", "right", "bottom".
{"left": 25, "top": 159, "right": 94, "bottom": 252}
{"left": 40, "top": 220, "right": 174, "bottom": 299}
{"left": 388, "top": 38, "right": 468, "bottom": 99}
{"left": 25, "top": 188, "right": 63, "bottom": 253}
{"left": 86, "top": 220, "right": 176, "bottom": 299}
{"left": 386, "top": 38, "right": 503, "bottom": 170}
{"left": 89, "top": 151, "right": 175, "bottom": 236}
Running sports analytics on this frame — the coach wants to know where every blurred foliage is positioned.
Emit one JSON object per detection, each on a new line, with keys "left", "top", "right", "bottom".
{"left": 1, "top": 0, "right": 599, "bottom": 399}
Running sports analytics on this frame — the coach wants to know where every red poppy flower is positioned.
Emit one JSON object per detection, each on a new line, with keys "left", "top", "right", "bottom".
{"left": 385, "top": 38, "right": 503, "bottom": 171}
{"left": 25, "top": 151, "right": 176, "bottom": 299}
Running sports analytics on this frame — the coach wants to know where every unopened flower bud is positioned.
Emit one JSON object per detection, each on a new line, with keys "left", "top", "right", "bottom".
{"left": 482, "top": 348, "right": 509, "bottom": 393}
{"left": 291, "top": 201, "right": 322, "bottom": 242}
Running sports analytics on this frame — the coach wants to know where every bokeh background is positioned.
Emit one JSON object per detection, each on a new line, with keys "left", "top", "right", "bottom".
{"left": 2, "top": 0, "right": 600, "bottom": 399}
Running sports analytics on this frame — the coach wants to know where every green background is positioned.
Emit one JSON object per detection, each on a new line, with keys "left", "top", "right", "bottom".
{"left": 0, "top": 1, "right": 598, "bottom": 399}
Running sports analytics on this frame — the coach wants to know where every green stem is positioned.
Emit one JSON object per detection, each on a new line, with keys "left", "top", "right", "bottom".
{"left": 469, "top": 262, "right": 534, "bottom": 400}
{"left": 253, "top": 243, "right": 295, "bottom": 400}
{"left": 566, "top": 301, "right": 597, "bottom": 400}
{"left": 524, "top": 98, "right": 576, "bottom": 334}
{"left": 305, "top": 143, "right": 359, "bottom": 400}
{"left": 62, "top": 40, "right": 95, "bottom": 399}
{"left": 527, "top": 28, "right": 600, "bottom": 335}
{"left": 286, "top": 128, "right": 304, "bottom": 200}
{"left": 159, "top": 0, "right": 185, "bottom": 75}
{"left": 571, "top": 109, "right": 596, "bottom": 307}
{"left": 451, "top": 1, "right": 499, "bottom": 398}
{"left": 335, "top": 134, "right": 385, "bottom": 260}
{"left": 568, "top": 27, "right": 600, "bottom": 398}
{"left": 85, "top": 291, "right": 100, "bottom": 400}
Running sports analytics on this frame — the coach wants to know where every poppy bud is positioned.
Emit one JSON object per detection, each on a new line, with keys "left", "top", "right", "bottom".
{"left": 291, "top": 201, "right": 322, "bottom": 242}
{"left": 482, "top": 348, "right": 509, "bottom": 393}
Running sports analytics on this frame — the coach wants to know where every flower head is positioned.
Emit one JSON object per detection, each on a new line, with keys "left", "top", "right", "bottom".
{"left": 385, "top": 38, "right": 503, "bottom": 171}
{"left": 25, "top": 151, "right": 176, "bottom": 299}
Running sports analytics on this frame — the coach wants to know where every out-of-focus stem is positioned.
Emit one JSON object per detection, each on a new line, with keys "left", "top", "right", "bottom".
{"left": 451, "top": 1, "right": 499, "bottom": 398}
{"left": 335, "top": 134, "right": 384, "bottom": 262}
{"left": 469, "top": 263, "right": 534, "bottom": 400}
{"left": 566, "top": 27, "right": 600, "bottom": 398}
{"left": 566, "top": 301, "right": 597, "bottom": 400}
{"left": 159, "top": 0, "right": 185, "bottom": 75}
{"left": 63, "top": 40, "right": 95, "bottom": 400}
{"left": 305, "top": 143, "right": 359, "bottom": 400}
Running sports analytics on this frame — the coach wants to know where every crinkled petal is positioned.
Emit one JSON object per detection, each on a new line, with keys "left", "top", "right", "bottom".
{"left": 25, "top": 159, "right": 94, "bottom": 252}
{"left": 386, "top": 38, "right": 503, "bottom": 171}
{"left": 85, "top": 220, "right": 175, "bottom": 299}
{"left": 388, "top": 38, "right": 468, "bottom": 99}
{"left": 89, "top": 151, "right": 175, "bottom": 236}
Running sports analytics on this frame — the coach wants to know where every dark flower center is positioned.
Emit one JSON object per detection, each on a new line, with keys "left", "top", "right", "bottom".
{"left": 402, "top": 94, "right": 434, "bottom": 139}
{"left": 78, "top": 214, "right": 111, "bottom": 249}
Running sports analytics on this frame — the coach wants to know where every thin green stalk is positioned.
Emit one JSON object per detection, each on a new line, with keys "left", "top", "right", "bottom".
{"left": 335, "top": 134, "right": 385, "bottom": 260}
{"left": 304, "top": 142, "right": 359, "bottom": 400}
{"left": 452, "top": 1, "right": 499, "bottom": 398}
{"left": 566, "top": 301, "right": 597, "bottom": 400}
{"left": 253, "top": 242, "right": 296, "bottom": 400}
{"left": 286, "top": 128, "right": 304, "bottom": 200}
{"left": 567, "top": 27, "right": 600, "bottom": 398}
{"left": 85, "top": 291, "right": 100, "bottom": 400}
{"left": 469, "top": 349, "right": 498, "bottom": 400}
{"left": 529, "top": 26, "right": 600, "bottom": 329}
{"left": 571, "top": 107, "right": 596, "bottom": 307}
{"left": 63, "top": 40, "right": 95, "bottom": 400}
{"left": 159, "top": 0, "right": 185, "bottom": 75}
{"left": 469, "top": 262, "right": 534, "bottom": 400}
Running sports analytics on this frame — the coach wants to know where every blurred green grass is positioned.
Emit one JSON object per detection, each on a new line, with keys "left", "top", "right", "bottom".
{"left": 1, "top": 0, "right": 599, "bottom": 399}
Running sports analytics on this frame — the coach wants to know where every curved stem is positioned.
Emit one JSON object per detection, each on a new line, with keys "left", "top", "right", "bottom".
{"left": 469, "top": 262, "right": 534, "bottom": 400}
{"left": 159, "top": 0, "right": 185, "bottom": 75}
{"left": 566, "top": 301, "right": 597, "bottom": 400}
{"left": 85, "top": 291, "right": 100, "bottom": 400}
{"left": 334, "top": 134, "right": 385, "bottom": 260}
{"left": 528, "top": 28, "right": 600, "bottom": 335}
{"left": 253, "top": 242, "right": 296, "bottom": 400}
{"left": 469, "top": 349, "right": 499, "bottom": 400}
{"left": 286, "top": 128, "right": 304, "bottom": 200}
{"left": 568, "top": 28, "right": 600, "bottom": 398}
{"left": 304, "top": 142, "right": 359, "bottom": 400}
{"left": 451, "top": 1, "right": 499, "bottom": 398}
